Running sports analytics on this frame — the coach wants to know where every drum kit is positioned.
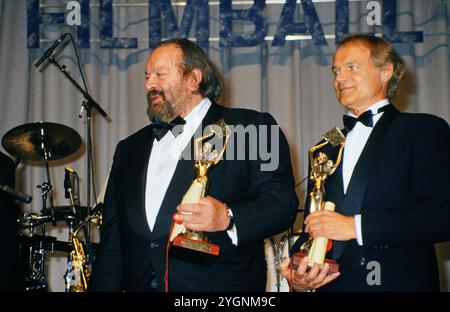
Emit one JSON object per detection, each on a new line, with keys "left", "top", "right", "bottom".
{"left": 2, "top": 120, "right": 302, "bottom": 292}
{"left": 0, "top": 32, "right": 109, "bottom": 292}
{"left": 1, "top": 121, "right": 101, "bottom": 292}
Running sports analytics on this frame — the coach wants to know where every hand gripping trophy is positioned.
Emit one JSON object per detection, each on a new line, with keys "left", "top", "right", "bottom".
{"left": 169, "top": 119, "right": 231, "bottom": 265}
{"left": 291, "top": 127, "right": 345, "bottom": 273}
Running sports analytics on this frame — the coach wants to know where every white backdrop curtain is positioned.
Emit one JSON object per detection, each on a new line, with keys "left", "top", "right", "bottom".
{"left": 0, "top": 0, "right": 449, "bottom": 291}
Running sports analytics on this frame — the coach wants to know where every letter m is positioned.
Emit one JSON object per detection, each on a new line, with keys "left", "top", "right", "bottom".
{"left": 148, "top": 0, "right": 209, "bottom": 51}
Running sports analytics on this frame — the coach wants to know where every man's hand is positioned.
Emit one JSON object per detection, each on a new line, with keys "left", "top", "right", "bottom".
{"left": 280, "top": 256, "right": 340, "bottom": 291}
{"left": 173, "top": 196, "right": 230, "bottom": 232}
{"left": 305, "top": 210, "right": 356, "bottom": 241}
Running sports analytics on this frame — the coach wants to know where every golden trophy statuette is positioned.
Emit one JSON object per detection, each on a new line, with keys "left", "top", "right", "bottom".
{"left": 169, "top": 119, "right": 231, "bottom": 265}
{"left": 291, "top": 127, "right": 345, "bottom": 274}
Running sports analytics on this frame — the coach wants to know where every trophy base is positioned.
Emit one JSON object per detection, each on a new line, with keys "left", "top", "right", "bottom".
{"left": 290, "top": 252, "right": 339, "bottom": 274}
{"left": 170, "top": 236, "right": 220, "bottom": 266}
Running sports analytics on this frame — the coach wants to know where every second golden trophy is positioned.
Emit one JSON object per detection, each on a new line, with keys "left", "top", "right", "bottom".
{"left": 169, "top": 119, "right": 231, "bottom": 265}
{"left": 291, "top": 127, "right": 345, "bottom": 273}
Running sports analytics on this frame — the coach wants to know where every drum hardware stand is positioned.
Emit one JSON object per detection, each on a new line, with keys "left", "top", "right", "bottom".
{"left": 21, "top": 215, "right": 49, "bottom": 292}
{"left": 22, "top": 134, "right": 58, "bottom": 292}
{"left": 38, "top": 127, "right": 56, "bottom": 226}
{"left": 268, "top": 237, "right": 284, "bottom": 292}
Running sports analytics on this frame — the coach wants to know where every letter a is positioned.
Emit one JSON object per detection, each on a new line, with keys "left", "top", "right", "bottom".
{"left": 366, "top": 1, "right": 381, "bottom": 26}
{"left": 366, "top": 260, "right": 381, "bottom": 286}
{"left": 66, "top": 1, "right": 81, "bottom": 26}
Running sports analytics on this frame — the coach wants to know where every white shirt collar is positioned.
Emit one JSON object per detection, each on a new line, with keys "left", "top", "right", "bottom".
{"left": 347, "top": 99, "right": 390, "bottom": 117}
{"left": 183, "top": 98, "right": 211, "bottom": 127}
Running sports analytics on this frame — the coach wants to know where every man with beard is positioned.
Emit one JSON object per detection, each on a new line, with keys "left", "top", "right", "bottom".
{"left": 89, "top": 38, "right": 298, "bottom": 292}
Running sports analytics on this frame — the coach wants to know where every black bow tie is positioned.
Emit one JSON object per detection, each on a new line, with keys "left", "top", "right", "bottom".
{"left": 151, "top": 116, "right": 186, "bottom": 141}
{"left": 343, "top": 105, "right": 391, "bottom": 132}
{"left": 343, "top": 110, "right": 374, "bottom": 132}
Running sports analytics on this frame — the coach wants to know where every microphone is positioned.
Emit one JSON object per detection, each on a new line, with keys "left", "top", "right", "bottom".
{"left": 0, "top": 184, "right": 32, "bottom": 204}
{"left": 64, "top": 166, "right": 75, "bottom": 198}
{"left": 34, "top": 33, "right": 69, "bottom": 68}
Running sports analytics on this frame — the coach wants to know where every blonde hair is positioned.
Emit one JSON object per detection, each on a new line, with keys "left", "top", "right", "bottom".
{"left": 338, "top": 34, "right": 406, "bottom": 100}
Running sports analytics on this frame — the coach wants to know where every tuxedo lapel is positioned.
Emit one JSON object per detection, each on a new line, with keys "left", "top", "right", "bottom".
{"left": 341, "top": 104, "right": 398, "bottom": 215}
{"left": 325, "top": 161, "right": 345, "bottom": 209}
{"left": 201, "top": 102, "right": 223, "bottom": 125}
{"left": 151, "top": 102, "right": 224, "bottom": 239}
{"left": 331, "top": 104, "right": 399, "bottom": 260}
{"left": 124, "top": 125, "right": 154, "bottom": 238}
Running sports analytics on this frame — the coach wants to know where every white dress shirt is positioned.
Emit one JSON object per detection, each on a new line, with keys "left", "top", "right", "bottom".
{"left": 144, "top": 98, "right": 238, "bottom": 244}
{"left": 145, "top": 98, "right": 211, "bottom": 230}
{"left": 342, "top": 99, "right": 389, "bottom": 245}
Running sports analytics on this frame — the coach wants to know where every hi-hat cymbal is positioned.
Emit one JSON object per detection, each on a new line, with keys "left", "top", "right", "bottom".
{"left": 1, "top": 122, "right": 82, "bottom": 161}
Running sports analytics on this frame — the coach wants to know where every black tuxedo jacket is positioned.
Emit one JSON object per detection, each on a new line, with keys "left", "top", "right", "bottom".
{"left": 89, "top": 102, "right": 298, "bottom": 292}
{"left": 0, "top": 152, "right": 17, "bottom": 291}
{"left": 293, "top": 105, "right": 450, "bottom": 291}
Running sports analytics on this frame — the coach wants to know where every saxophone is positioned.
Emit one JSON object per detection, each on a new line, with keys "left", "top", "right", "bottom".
{"left": 65, "top": 228, "right": 90, "bottom": 292}
{"left": 63, "top": 167, "right": 97, "bottom": 292}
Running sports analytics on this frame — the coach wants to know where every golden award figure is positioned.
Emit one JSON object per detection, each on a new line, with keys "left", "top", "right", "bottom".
{"left": 291, "top": 127, "right": 345, "bottom": 273}
{"left": 169, "top": 119, "right": 231, "bottom": 265}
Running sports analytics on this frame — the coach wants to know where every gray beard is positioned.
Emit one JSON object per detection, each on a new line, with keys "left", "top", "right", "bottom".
{"left": 146, "top": 93, "right": 176, "bottom": 122}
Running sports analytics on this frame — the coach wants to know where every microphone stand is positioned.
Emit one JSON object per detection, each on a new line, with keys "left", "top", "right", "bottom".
{"left": 47, "top": 56, "right": 107, "bottom": 265}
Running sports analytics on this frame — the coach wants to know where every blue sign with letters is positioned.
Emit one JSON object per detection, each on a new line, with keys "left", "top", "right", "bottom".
{"left": 27, "top": 0, "right": 423, "bottom": 51}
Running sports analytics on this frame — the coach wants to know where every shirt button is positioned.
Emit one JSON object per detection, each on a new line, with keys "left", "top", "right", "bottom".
{"left": 150, "top": 273, "right": 159, "bottom": 289}
{"left": 150, "top": 278, "right": 159, "bottom": 289}
{"left": 360, "top": 257, "right": 366, "bottom": 266}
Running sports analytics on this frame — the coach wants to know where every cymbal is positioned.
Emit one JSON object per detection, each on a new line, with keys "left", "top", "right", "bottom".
{"left": 1, "top": 122, "right": 82, "bottom": 161}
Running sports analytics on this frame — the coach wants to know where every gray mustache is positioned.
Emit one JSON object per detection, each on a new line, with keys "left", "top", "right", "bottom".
{"left": 147, "top": 89, "right": 164, "bottom": 100}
